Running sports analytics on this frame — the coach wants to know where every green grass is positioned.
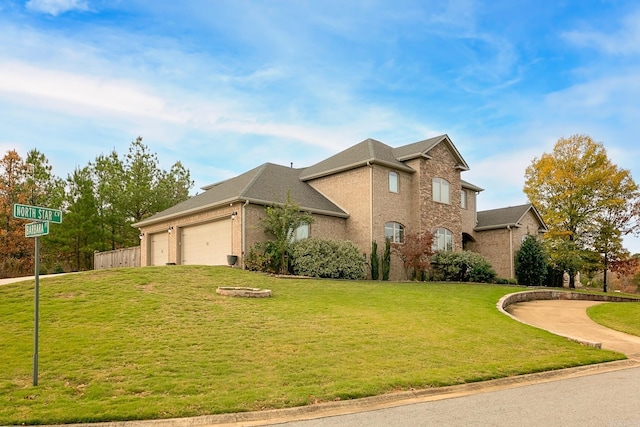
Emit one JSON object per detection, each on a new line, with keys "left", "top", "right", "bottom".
{"left": 588, "top": 302, "right": 640, "bottom": 336}
{"left": 0, "top": 266, "right": 625, "bottom": 425}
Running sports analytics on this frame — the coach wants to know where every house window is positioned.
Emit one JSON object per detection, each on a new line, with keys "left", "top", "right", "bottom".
{"left": 389, "top": 171, "right": 398, "bottom": 193}
{"left": 433, "top": 178, "right": 450, "bottom": 204}
{"left": 461, "top": 190, "right": 467, "bottom": 209}
{"left": 433, "top": 227, "right": 453, "bottom": 252}
{"left": 384, "top": 222, "right": 404, "bottom": 243}
{"left": 289, "top": 223, "right": 310, "bottom": 242}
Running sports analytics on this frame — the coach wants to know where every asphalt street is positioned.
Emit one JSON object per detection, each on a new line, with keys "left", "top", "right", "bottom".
{"left": 268, "top": 365, "right": 640, "bottom": 427}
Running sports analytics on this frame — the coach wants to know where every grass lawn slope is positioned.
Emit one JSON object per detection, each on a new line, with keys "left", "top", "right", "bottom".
{"left": 588, "top": 302, "right": 640, "bottom": 336}
{"left": 0, "top": 266, "right": 624, "bottom": 424}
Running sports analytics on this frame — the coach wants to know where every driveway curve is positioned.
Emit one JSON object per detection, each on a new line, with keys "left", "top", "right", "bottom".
{"left": 507, "top": 299, "right": 640, "bottom": 359}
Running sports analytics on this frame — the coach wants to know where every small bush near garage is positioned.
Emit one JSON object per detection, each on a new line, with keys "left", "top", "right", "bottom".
{"left": 291, "top": 238, "right": 366, "bottom": 279}
{"left": 244, "top": 241, "right": 282, "bottom": 273}
{"left": 432, "top": 251, "right": 497, "bottom": 283}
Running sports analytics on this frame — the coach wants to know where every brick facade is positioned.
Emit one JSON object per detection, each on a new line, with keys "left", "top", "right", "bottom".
{"left": 135, "top": 135, "right": 545, "bottom": 282}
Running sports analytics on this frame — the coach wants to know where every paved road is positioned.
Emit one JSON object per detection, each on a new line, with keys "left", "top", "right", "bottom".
{"left": 267, "top": 366, "right": 640, "bottom": 426}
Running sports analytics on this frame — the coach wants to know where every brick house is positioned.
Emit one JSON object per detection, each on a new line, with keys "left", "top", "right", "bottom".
{"left": 133, "top": 135, "right": 547, "bottom": 280}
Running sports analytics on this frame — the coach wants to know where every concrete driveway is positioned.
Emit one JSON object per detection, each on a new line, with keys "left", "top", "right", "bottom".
{"left": 507, "top": 299, "right": 640, "bottom": 359}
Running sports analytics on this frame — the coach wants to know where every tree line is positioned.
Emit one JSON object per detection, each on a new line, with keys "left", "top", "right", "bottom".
{"left": 0, "top": 137, "right": 193, "bottom": 278}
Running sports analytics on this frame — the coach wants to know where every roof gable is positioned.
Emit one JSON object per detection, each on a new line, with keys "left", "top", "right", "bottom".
{"left": 393, "top": 134, "right": 470, "bottom": 171}
{"left": 475, "top": 203, "right": 548, "bottom": 231}
{"left": 300, "top": 138, "right": 414, "bottom": 181}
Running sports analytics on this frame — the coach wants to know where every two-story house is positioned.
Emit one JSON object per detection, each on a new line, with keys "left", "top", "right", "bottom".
{"left": 133, "top": 135, "right": 547, "bottom": 280}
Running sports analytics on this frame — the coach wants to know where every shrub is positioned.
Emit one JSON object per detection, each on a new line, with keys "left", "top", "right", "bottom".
{"left": 382, "top": 239, "right": 391, "bottom": 281}
{"left": 245, "top": 242, "right": 282, "bottom": 273}
{"left": 290, "top": 238, "right": 366, "bottom": 280}
{"left": 431, "top": 251, "right": 497, "bottom": 283}
{"left": 370, "top": 240, "right": 380, "bottom": 280}
{"left": 515, "top": 235, "right": 548, "bottom": 286}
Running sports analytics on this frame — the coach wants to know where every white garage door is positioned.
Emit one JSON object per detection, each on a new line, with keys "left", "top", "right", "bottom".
{"left": 149, "top": 232, "right": 168, "bottom": 266}
{"left": 181, "top": 219, "right": 231, "bottom": 265}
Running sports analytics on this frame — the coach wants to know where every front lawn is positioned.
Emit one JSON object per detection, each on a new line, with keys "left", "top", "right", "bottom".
{"left": 588, "top": 302, "right": 640, "bottom": 336}
{"left": 0, "top": 266, "right": 624, "bottom": 425}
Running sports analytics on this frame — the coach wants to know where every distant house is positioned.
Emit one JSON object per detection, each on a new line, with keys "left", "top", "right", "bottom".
{"left": 132, "top": 135, "right": 547, "bottom": 280}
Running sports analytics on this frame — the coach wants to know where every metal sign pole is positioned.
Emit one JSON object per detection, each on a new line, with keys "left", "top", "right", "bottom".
{"left": 33, "top": 235, "right": 40, "bottom": 386}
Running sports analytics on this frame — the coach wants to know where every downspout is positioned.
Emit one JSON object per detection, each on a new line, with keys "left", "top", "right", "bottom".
{"left": 241, "top": 199, "right": 249, "bottom": 268}
{"left": 367, "top": 161, "right": 373, "bottom": 243}
{"left": 507, "top": 225, "right": 514, "bottom": 279}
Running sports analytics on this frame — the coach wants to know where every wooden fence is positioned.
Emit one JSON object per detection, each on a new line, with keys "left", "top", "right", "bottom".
{"left": 94, "top": 246, "right": 141, "bottom": 270}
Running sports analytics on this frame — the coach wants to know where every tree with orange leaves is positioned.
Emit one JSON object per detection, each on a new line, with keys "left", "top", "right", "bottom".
{"left": 524, "top": 134, "right": 640, "bottom": 290}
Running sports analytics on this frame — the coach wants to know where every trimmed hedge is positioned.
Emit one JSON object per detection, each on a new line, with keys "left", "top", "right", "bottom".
{"left": 432, "top": 251, "right": 497, "bottom": 283}
{"left": 291, "top": 238, "right": 366, "bottom": 279}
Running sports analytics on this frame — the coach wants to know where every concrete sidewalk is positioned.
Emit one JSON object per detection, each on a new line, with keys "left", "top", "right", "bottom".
{"left": 0, "top": 273, "right": 73, "bottom": 286}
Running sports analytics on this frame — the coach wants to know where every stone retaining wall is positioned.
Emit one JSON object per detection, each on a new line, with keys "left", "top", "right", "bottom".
{"left": 499, "top": 290, "right": 640, "bottom": 313}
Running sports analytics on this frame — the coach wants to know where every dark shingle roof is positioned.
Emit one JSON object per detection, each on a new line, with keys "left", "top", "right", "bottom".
{"left": 133, "top": 163, "right": 347, "bottom": 227}
{"left": 299, "top": 138, "right": 415, "bottom": 181}
{"left": 475, "top": 203, "right": 547, "bottom": 231}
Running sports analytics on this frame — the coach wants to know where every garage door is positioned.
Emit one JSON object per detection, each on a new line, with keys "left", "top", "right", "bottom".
{"left": 149, "top": 232, "right": 168, "bottom": 266}
{"left": 180, "top": 219, "right": 231, "bottom": 265}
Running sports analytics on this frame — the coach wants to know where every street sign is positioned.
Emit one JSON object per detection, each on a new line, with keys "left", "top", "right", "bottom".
{"left": 13, "top": 204, "right": 62, "bottom": 224}
{"left": 25, "top": 221, "right": 49, "bottom": 237}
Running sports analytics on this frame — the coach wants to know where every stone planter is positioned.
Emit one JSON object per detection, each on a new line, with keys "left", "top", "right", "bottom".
{"left": 216, "top": 287, "right": 272, "bottom": 298}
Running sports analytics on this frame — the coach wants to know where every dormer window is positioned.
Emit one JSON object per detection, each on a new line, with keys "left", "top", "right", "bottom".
{"left": 433, "top": 178, "right": 450, "bottom": 204}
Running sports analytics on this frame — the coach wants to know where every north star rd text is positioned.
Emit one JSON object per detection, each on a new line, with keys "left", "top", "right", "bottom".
{"left": 13, "top": 205, "right": 60, "bottom": 222}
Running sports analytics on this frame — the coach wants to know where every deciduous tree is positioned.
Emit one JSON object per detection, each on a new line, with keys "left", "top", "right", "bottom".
{"left": 259, "top": 190, "right": 313, "bottom": 274}
{"left": 391, "top": 232, "right": 434, "bottom": 280}
{"left": 524, "top": 134, "right": 640, "bottom": 290}
{"left": 0, "top": 150, "right": 32, "bottom": 277}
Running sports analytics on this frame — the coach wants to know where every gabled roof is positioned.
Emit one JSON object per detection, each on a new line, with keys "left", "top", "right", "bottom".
{"left": 393, "top": 134, "right": 470, "bottom": 171}
{"left": 475, "top": 203, "right": 548, "bottom": 232}
{"left": 299, "top": 138, "right": 414, "bottom": 181}
{"left": 300, "top": 134, "right": 469, "bottom": 181}
{"left": 133, "top": 163, "right": 348, "bottom": 227}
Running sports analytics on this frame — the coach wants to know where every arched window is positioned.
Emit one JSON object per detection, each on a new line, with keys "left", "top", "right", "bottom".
{"left": 432, "top": 177, "right": 450, "bottom": 204}
{"left": 384, "top": 222, "right": 404, "bottom": 243}
{"left": 389, "top": 171, "right": 398, "bottom": 193}
{"left": 433, "top": 227, "right": 453, "bottom": 252}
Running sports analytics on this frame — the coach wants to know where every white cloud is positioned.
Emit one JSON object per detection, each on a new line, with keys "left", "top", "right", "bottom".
{"left": 562, "top": 8, "right": 640, "bottom": 55}
{"left": 25, "top": 0, "right": 89, "bottom": 16}
{"left": 0, "top": 61, "right": 185, "bottom": 122}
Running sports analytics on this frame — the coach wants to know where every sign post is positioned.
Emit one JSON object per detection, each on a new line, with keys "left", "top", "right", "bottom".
{"left": 33, "top": 236, "right": 40, "bottom": 386}
{"left": 13, "top": 204, "right": 62, "bottom": 386}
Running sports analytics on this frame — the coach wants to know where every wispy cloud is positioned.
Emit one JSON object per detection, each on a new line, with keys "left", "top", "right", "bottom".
{"left": 25, "top": 0, "right": 89, "bottom": 16}
{"left": 562, "top": 8, "right": 640, "bottom": 55}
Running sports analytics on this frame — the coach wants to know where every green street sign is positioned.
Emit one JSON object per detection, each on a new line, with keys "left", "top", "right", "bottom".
{"left": 13, "top": 204, "right": 62, "bottom": 224}
{"left": 25, "top": 221, "right": 49, "bottom": 238}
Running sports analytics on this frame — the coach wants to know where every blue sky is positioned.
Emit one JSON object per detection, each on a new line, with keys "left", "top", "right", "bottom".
{"left": 2, "top": 0, "right": 640, "bottom": 252}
